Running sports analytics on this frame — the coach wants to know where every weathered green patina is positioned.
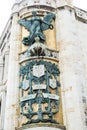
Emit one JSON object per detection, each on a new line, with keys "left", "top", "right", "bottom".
{"left": 18, "top": 11, "right": 55, "bottom": 45}
{"left": 19, "top": 60, "right": 60, "bottom": 125}
{"left": 18, "top": 11, "right": 60, "bottom": 125}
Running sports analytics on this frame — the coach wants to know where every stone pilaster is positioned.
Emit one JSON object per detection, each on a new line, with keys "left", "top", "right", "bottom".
{"left": 4, "top": 13, "right": 21, "bottom": 130}
{"left": 1, "top": 90, "right": 6, "bottom": 130}
{"left": 3, "top": 51, "right": 9, "bottom": 83}
{"left": 0, "top": 55, "right": 4, "bottom": 84}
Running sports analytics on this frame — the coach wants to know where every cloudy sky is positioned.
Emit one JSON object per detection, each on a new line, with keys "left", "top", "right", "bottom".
{"left": 0, "top": 0, "right": 87, "bottom": 36}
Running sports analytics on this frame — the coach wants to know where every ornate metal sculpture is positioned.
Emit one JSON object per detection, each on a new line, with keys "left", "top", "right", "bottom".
{"left": 19, "top": 60, "right": 60, "bottom": 125}
{"left": 27, "top": 37, "right": 48, "bottom": 56}
{"left": 18, "top": 11, "right": 60, "bottom": 125}
{"left": 18, "top": 11, "right": 55, "bottom": 45}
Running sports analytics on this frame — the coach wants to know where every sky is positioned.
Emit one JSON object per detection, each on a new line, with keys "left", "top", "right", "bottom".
{"left": 0, "top": 0, "right": 87, "bottom": 36}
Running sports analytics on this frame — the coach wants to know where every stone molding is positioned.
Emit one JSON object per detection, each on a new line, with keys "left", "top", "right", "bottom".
{"left": 12, "top": 4, "right": 87, "bottom": 25}
{"left": 16, "top": 123, "right": 66, "bottom": 130}
{"left": 12, "top": 5, "right": 55, "bottom": 17}
{"left": 12, "top": 0, "right": 56, "bottom": 15}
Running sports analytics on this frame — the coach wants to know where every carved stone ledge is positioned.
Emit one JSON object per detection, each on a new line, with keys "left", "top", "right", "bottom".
{"left": 19, "top": 48, "right": 59, "bottom": 64}
{"left": 19, "top": 56, "right": 59, "bottom": 64}
{"left": 16, "top": 123, "right": 66, "bottom": 130}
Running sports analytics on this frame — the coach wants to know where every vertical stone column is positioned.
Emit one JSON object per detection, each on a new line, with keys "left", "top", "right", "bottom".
{"left": 0, "top": 55, "right": 4, "bottom": 84}
{"left": 1, "top": 90, "right": 6, "bottom": 130}
{"left": 4, "top": 13, "right": 21, "bottom": 130}
{"left": 3, "top": 51, "right": 9, "bottom": 82}
{"left": 55, "top": 8, "right": 83, "bottom": 130}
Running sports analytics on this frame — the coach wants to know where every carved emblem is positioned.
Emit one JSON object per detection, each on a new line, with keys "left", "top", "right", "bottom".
{"left": 22, "top": 79, "right": 29, "bottom": 90}
{"left": 33, "top": 64, "right": 45, "bottom": 78}
{"left": 49, "top": 79, "right": 57, "bottom": 89}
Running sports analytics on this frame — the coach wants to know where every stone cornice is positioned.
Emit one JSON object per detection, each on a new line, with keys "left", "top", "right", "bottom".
{"left": 12, "top": 3, "right": 87, "bottom": 24}
{"left": 12, "top": 4, "right": 56, "bottom": 16}
{"left": 57, "top": 5, "right": 87, "bottom": 24}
